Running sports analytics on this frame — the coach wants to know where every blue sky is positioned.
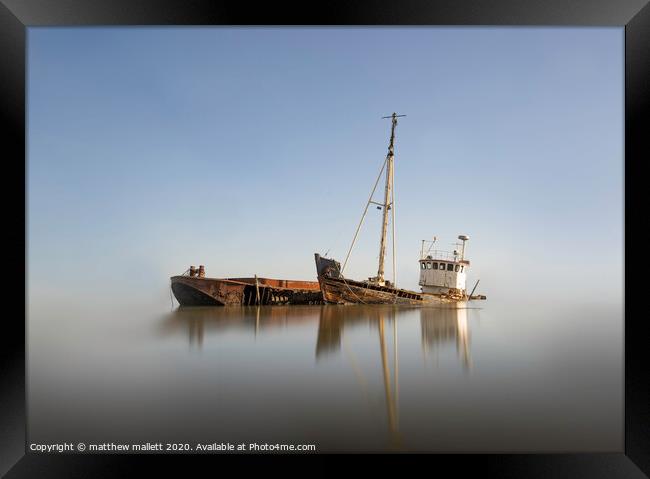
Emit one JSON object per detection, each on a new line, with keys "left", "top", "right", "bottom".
{"left": 27, "top": 27, "right": 623, "bottom": 307}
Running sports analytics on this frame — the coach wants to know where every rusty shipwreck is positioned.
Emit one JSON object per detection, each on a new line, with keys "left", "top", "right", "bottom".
{"left": 314, "top": 113, "right": 486, "bottom": 305}
{"left": 171, "top": 265, "right": 322, "bottom": 306}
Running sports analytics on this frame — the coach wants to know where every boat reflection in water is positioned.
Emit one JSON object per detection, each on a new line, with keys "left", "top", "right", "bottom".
{"left": 420, "top": 306, "right": 472, "bottom": 370}
{"left": 312, "top": 306, "right": 404, "bottom": 448}
{"left": 314, "top": 305, "right": 473, "bottom": 449}
{"left": 159, "top": 305, "right": 323, "bottom": 349}
{"left": 160, "top": 304, "right": 475, "bottom": 451}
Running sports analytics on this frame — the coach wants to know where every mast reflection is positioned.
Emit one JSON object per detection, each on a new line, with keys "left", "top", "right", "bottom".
{"left": 378, "top": 312, "right": 401, "bottom": 449}
{"left": 313, "top": 306, "right": 403, "bottom": 448}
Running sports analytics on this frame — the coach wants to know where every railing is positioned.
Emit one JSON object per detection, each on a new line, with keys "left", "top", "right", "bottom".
{"left": 419, "top": 250, "right": 460, "bottom": 262}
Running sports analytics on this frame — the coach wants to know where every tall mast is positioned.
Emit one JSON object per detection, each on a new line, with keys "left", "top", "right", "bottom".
{"left": 377, "top": 112, "right": 404, "bottom": 285}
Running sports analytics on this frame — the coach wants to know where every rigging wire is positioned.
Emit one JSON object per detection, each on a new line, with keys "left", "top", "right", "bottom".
{"left": 341, "top": 155, "right": 389, "bottom": 273}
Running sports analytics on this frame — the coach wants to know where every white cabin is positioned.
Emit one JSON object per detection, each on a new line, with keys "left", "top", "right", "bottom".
{"left": 418, "top": 235, "right": 470, "bottom": 295}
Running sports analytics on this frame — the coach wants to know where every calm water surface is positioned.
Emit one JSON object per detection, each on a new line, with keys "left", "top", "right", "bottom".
{"left": 28, "top": 298, "right": 622, "bottom": 452}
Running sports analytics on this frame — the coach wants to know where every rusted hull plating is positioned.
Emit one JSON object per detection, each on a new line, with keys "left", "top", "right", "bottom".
{"left": 171, "top": 275, "right": 323, "bottom": 306}
{"left": 314, "top": 253, "right": 472, "bottom": 305}
{"left": 318, "top": 275, "right": 463, "bottom": 305}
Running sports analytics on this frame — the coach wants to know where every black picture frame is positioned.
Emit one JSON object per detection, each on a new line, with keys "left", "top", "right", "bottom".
{"left": 1, "top": 0, "right": 647, "bottom": 476}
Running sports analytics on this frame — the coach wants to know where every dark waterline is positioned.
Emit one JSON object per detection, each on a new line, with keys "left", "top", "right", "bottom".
{"left": 28, "top": 301, "right": 623, "bottom": 452}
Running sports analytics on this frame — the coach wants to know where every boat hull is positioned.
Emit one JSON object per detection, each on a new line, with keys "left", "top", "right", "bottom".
{"left": 318, "top": 275, "right": 462, "bottom": 305}
{"left": 314, "top": 253, "right": 466, "bottom": 305}
{"left": 171, "top": 275, "right": 323, "bottom": 306}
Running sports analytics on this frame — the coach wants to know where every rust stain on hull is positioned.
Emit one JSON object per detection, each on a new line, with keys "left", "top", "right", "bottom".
{"left": 171, "top": 275, "right": 323, "bottom": 307}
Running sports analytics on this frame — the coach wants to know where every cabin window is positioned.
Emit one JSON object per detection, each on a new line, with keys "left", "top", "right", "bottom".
{"left": 420, "top": 262, "right": 426, "bottom": 270}
{"left": 426, "top": 262, "right": 432, "bottom": 269}
{"left": 447, "top": 263, "right": 454, "bottom": 271}
{"left": 460, "top": 265, "right": 464, "bottom": 272}
{"left": 432, "top": 262, "right": 438, "bottom": 270}
{"left": 439, "top": 263, "right": 445, "bottom": 270}
{"left": 455, "top": 264, "right": 460, "bottom": 272}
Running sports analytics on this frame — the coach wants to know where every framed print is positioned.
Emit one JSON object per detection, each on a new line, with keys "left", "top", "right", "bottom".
{"left": 1, "top": 0, "right": 648, "bottom": 476}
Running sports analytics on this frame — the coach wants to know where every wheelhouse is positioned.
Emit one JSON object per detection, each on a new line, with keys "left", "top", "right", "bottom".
{"left": 418, "top": 235, "right": 470, "bottom": 295}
